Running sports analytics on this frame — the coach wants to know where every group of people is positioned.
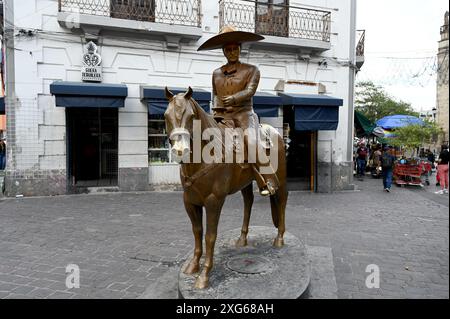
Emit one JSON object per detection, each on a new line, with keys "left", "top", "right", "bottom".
{"left": 435, "top": 144, "right": 449, "bottom": 195}
{"left": 355, "top": 141, "right": 396, "bottom": 192}
{"left": 419, "top": 145, "right": 450, "bottom": 195}
{"left": 354, "top": 141, "right": 449, "bottom": 194}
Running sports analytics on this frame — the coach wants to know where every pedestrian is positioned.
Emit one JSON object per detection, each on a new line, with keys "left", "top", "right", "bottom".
{"left": 424, "top": 149, "right": 435, "bottom": 186}
{"left": 0, "top": 137, "right": 6, "bottom": 170}
{"left": 356, "top": 141, "right": 369, "bottom": 179}
{"left": 370, "top": 144, "right": 382, "bottom": 178}
{"left": 373, "top": 145, "right": 382, "bottom": 166}
{"left": 436, "top": 169, "right": 441, "bottom": 186}
{"left": 435, "top": 144, "right": 449, "bottom": 194}
{"left": 381, "top": 145, "right": 396, "bottom": 192}
{"left": 433, "top": 150, "right": 441, "bottom": 186}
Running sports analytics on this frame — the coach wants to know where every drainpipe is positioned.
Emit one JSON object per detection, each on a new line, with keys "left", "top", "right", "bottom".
{"left": 347, "top": 0, "right": 357, "bottom": 187}
{"left": 4, "top": 0, "right": 16, "bottom": 174}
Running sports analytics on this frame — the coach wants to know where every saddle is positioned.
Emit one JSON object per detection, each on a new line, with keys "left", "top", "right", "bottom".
{"left": 258, "top": 123, "right": 275, "bottom": 150}
{"left": 215, "top": 120, "right": 278, "bottom": 190}
{"left": 216, "top": 120, "right": 275, "bottom": 152}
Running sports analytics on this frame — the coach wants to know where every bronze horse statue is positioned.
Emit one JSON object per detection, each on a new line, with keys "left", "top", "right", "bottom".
{"left": 164, "top": 87, "right": 288, "bottom": 289}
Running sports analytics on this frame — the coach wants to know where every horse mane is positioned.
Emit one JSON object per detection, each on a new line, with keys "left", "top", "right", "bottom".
{"left": 188, "top": 97, "right": 234, "bottom": 160}
{"left": 188, "top": 98, "right": 221, "bottom": 130}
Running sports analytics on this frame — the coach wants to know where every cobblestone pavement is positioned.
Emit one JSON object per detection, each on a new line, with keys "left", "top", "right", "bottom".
{"left": 0, "top": 174, "right": 448, "bottom": 299}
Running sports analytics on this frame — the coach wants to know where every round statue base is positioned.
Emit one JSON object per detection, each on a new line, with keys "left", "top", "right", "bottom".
{"left": 178, "top": 226, "right": 310, "bottom": 299}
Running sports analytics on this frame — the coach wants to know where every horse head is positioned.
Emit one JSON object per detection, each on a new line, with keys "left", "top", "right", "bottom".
{"left": 164, "top": 87, "right": 196, "bottom": 163}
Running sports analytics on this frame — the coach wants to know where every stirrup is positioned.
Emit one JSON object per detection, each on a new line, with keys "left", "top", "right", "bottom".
{"left": 260, "top": 181, "right": 276, "bottom": 196}
{"left": 260, "top": 188, "right": 271, "bottom": 196}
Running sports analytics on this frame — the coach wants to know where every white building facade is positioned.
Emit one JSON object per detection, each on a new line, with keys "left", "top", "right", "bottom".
{"left": 3, "top": 0, "right": 358, "bottom": 196}
{"left": 419, "top": 108, "right": 437, "bottom": 123}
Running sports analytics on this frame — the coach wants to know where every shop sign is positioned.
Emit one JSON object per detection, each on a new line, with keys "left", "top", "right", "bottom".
{"left": 82, "top": 41, "right": 102, "bottom": 82}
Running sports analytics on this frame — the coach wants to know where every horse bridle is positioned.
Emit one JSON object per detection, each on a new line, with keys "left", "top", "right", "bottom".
{"left": 169, "top": 127, "right": 191, "bottom": 141}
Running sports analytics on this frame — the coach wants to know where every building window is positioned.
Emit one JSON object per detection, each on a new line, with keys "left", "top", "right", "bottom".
{"left": 111, "top": 0, "right": 155, "bottom": 22}
{"left": 255, "top": 0, "right": 289, "bottom": 37}
{"left": 148, "top": 114, "right": 173, "bottom": 164}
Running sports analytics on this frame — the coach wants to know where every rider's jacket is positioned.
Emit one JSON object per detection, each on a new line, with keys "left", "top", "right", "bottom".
{"left": 212, "top": 62, "right": 260, "bottom": 129}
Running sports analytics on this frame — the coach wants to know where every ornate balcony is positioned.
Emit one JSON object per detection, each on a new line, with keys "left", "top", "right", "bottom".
{"left": 59, "top": 0, "right": 201, "bottom": 26}
{"left": 219, "top": 0, "right": 331, "bottom": 51}
{"left": 57, "top": 0, "right": 203, "bottom": 45}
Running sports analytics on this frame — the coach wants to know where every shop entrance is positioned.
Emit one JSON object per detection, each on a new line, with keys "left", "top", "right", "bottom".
{"left": 67, "top": 108, "right": 118, "bottom": 188}
{"left": 283, "top": 106, "right": 316, "bottom": 191}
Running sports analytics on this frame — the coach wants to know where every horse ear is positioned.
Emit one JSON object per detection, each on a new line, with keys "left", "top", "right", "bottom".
{"left": 184, "top": 86, "right": 193, "bottom": 100}
{"left": 165, "top": 87, "right": 174, "bottom": 101}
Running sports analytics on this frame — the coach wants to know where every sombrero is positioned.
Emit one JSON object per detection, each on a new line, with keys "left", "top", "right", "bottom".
{"left": 197, "top": 25, "right": 264, "bottom": 51}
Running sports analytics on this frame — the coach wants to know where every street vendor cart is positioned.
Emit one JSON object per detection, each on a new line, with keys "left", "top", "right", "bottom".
{"left": 393, "top": 160, "right": 432, "bottom": 187}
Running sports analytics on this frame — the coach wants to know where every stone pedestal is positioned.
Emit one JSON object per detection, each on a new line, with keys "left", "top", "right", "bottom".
{"left": 178, "top": 226, "right": 310, "bottom": 299}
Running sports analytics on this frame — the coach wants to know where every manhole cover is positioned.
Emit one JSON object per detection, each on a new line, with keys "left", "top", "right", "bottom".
{"left": 226, "top": 254, "right": 275, "bottom": 274}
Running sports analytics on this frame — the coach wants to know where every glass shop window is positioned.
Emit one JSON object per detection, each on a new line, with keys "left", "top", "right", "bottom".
{"left": 148, "top": 114, "right": 173, "bottom": 164}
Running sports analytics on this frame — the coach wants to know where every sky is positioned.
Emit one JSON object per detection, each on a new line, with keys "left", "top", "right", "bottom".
{"left": 356, "top": 0, "right": 449, "bottom": 112}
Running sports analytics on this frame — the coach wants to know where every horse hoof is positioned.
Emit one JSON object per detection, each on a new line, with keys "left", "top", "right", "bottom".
{"left": 194, "top": 276, "right": 209, "bottom": 289}
{"left": 236, "top": 237, "right": 248, "bottom": 247}
{"left": 273, "top": 237, "right": 284, "bottom": 248}
{"left": 183, "top": 262, "right": 200, "bottom": 275}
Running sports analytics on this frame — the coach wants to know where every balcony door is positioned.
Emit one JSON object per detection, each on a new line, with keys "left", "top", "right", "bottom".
{"left": 110, "top": 0, "right": 155, "bottom": 22}
{"left": 255, "top": 0, "right": 289, "bottom": 37}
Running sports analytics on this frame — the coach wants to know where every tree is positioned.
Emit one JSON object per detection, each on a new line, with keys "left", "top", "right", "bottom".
{"left": 385, "top": 121, "right": 443, "bottom": 156}
{"left": 355, "top": 81, "right": 419, "bottom": 123}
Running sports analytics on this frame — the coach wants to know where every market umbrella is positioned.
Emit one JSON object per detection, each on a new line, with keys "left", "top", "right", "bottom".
{"left": 373, "top": 128, "right": 396, "bottom": 145}
{"left": 376, "top": 115, "right": 424, "bottom": 129}
{"left": 372, "top": 126, "right": 385, "bottom": 137}
{"left": 354, "top": 111, "right": 376, "bottom": 136}
{"left": 381, "top": 128, "right": 396, "bottom": 138}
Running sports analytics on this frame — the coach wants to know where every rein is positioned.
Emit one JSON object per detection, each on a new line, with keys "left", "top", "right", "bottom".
{"left": 173, "top": 98, "right": 227, "bottom": 194}
{"left": 181, "top": 164, "right": 220, "bottom": 189}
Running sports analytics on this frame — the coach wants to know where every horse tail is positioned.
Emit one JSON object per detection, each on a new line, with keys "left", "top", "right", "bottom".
{"left": 270, "top": 194, "right": 280, "bottom": 228}
{"left": 270, "top": 133, "right": 288, "bottom": 230}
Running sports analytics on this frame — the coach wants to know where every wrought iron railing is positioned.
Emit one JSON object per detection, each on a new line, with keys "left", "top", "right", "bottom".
{"left": 58, "top": 0, "right": 202, "bottom": 27}
{"left": 356, "top": 29, "right": 365, "bottom": 57}
{"left": 219, "top": 0, "right": 331, "bottom": 42}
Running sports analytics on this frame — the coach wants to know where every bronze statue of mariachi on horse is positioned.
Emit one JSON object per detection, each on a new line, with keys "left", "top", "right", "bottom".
{"left": 163, "top": 26, "right": 288, "bottom": 289}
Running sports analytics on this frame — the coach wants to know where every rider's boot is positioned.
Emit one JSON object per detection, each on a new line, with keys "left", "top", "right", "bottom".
{"left": 251, "top": 164, "right": 277, "bottom": 196}
{"left": 261, "top": 178, "right": 277, "bottom": 196}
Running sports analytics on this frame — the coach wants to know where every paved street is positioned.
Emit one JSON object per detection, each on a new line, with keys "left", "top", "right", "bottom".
{"left": 0, "top": 174, "right": 448, "bottom": 299}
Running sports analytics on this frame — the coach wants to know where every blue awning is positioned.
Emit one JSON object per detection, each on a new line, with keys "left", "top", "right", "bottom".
{"left": 279, "top": 93, "right": 343, "bottom": 131}
{"left": 0, "top": 97, "right": 4, "bottom": 115}
{"left": 278, "top": 93, "right": 344, "bottom": 107}
{"left": 141, "top": 86, "right": 211, "bottom": 115}
{"left": 252, "top": 92, "right": 281, "bottom": 118}
{"left": 50, "top": 81, "right": 128, "bottom": 108}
